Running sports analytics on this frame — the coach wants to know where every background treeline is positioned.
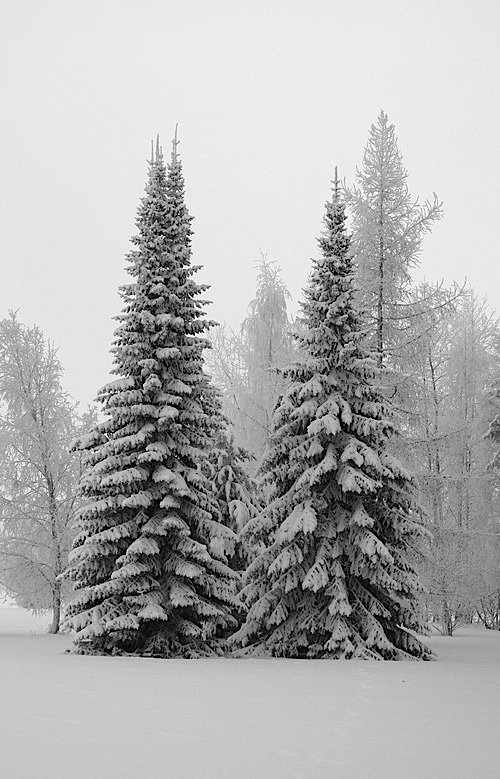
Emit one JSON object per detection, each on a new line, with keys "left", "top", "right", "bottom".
{"left": 0, "top": 111, "right": 499, "bottom": 636}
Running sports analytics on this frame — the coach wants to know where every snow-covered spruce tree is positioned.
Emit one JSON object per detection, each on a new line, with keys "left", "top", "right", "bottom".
{"left": 207, "top": 428, "right": 262, "bottom": 572}
{"left": 486, "top": 376, "right": 500, "bottom": 471}
{"left": 232, "top": 170, "right": 431, "bottom": 659}
{"left": 64, "top": 136, "right": 238, "bottom": 656}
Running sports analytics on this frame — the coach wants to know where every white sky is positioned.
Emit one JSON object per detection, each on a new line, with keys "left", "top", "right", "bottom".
{"left": 1, "top": 0, "right": 499, "bottom": 407}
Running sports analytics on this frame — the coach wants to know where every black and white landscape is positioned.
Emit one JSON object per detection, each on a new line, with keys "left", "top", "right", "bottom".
{"left": 1, "top": 2, "right": 499, "bottom": 777}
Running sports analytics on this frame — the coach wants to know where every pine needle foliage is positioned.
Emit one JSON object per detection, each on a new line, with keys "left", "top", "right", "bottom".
{"left": 207, "top": 429, "right": 262, "bottom": 572}
{"left": 232, "top": 173, "right": 432, "bottom": 660}
{"left": 64, "top": 137, "right": 238, "bottom": 657}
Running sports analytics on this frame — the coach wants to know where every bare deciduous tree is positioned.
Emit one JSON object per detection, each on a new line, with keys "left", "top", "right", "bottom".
{"left": 406, "top": 291, "right": 500, "bottom": 631}
{"left": 0, "top": 313, "right": 84, "bottom": 632}
{"left": 206, "top": 255, "right": 295, "bottom": 463}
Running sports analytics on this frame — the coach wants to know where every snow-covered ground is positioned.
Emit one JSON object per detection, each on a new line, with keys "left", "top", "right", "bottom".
{"left": 0, "top": 609, "right": 498, "bottom": 778}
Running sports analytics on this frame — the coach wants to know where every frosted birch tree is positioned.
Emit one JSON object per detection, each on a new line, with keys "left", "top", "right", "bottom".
{"left": 406, "top": 290, "right": 500, "bottom": 631}
{"left": 0, "top": 313, "right": 82, "bottom": 632}
{"left": 206, "top": 255, "right": 295, "bottom": 462}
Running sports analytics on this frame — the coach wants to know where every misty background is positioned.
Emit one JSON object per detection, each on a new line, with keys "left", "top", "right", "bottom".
{"left": 1, "top": 0, "right": 499, "bottom": 407}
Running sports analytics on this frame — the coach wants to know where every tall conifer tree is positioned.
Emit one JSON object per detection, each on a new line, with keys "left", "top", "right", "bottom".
{"left": 64, "top": 135, "right": 238, "bottom": 656}
{"left": 346, "top": 111, "right": 442, "bottom": 368}
{"left": 232, "top": 171, "right": 431, "bottom": 659}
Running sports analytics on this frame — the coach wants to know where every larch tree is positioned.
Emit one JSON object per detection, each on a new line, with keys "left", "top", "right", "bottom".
{"left": 346, "top": 110, "right": 443, "bottom": 369}
{"left": 232, "top": 171, "right": 431, "bottom": 659}
{"left": 64, "top": 135, "right": 238, "bottom": 656}
{"left": 0, "top": 313, "right": 82, "bottom": 633}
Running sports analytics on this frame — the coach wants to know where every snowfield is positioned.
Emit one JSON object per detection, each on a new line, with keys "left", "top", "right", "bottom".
{"left": 0, "top": 609, "right": 498, "bottom": 778}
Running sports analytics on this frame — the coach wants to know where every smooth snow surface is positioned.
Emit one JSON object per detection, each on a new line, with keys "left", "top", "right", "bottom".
{"left": 0, "top": 609, "right": 498, "bottom": 778}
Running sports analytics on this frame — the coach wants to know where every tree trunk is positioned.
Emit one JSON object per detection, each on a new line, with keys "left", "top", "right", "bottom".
{"left": 46, "top": 477, "right": 63, "bottom": 635}
{"left": 377, "top": 281, "right": 384, "bottom": 365}
{"left": 48, "top": 583, "right": 61, "bottom": 634}
{"left": 377, "top": 209, "right": 384, "bottom": 367}
{"left": 442, "top": 597, "right": 454, "bottom": 636}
